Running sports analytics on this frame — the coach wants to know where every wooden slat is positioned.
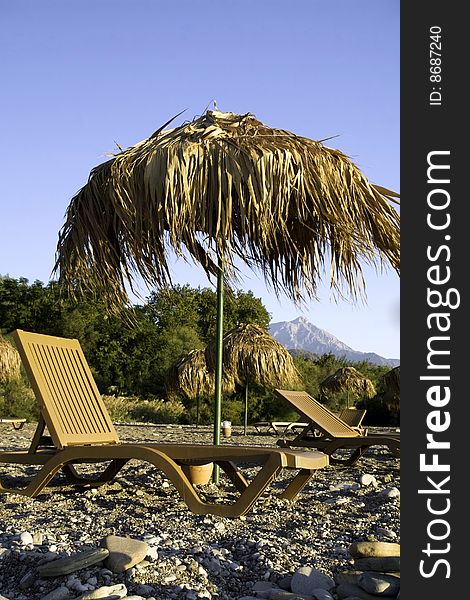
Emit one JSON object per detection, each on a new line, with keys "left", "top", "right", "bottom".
{"left": 12, "top": 330, "right": 119, "bottom": 448}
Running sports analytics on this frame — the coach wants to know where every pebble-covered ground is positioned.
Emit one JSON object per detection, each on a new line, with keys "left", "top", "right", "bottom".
{"left": 0, "top": 423, "right": 400, "bottom": 600}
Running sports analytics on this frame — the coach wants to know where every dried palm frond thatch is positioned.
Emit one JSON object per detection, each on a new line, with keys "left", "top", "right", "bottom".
{"left": 55, "top": 110, "right": 400, "bottom": 309}
{"left": 320, "top": 366, "right": 376, "bottom": 400}
{"left": 0, "top": 335, "right": 21, "bottom": 383}
{"left": 381, "top": 365, "right": 400, "bottom": 410}
{"left": 219, "top": 323, "right": 300, "bottom": 388}
{"left": 166, "top": 324, "right": 299, "bottom": 399}
{"left": 166, "top": 348, "right": 236, "bottom": 400}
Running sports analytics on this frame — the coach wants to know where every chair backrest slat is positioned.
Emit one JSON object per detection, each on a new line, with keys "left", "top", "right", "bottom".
{"left": 338, "top": 408, "right": 367, "bottom": 429}
{"left": 13, "top": 330, "right": 119, "bottom": 448}
{"left": 274, "top": 389, "right": 360, "bottom": 438}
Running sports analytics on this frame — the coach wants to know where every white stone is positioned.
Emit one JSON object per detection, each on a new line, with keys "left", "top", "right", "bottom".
{"left": 19, "top": 531, "right": 33, "bottom": 545}
{"left": 359, "top": 474, "right": 377, "bottom": 487}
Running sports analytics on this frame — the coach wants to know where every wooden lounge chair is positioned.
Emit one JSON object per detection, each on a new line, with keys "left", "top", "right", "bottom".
{"left": 253, "top": 421, "right": 309, "bottom": 436}
{"left": 0, "top": 417, "right": 26, "bottom": 430}
{"left": 338, "top": 408, "right": 367, "bottom": 434}
{"left": 274, "top": 389, "right": 399, "bottom": 466}
{"left": 0, "top": 330, "right": 328, "bottom": 517}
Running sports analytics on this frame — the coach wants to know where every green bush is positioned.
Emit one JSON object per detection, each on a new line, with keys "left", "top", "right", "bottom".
{"left": 0, "top": 379, "right": 38, "bottom": 421}
{"left": 357, "top": 395, "right": 400, "bottom": 427}
{"left": 102, "top": 395, "right": 185, "bottom": 424}
{"left": 129, "top": 397, "right": 185, "bottom": 424}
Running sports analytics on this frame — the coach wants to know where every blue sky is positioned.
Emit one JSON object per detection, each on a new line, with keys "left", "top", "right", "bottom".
{"left": 0, "top": 0, "right": 399, "bottom": 358}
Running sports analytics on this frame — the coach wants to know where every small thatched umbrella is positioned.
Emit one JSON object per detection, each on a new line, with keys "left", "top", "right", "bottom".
{"left": 54, "top": 109, "right": 400, "bottom": 474}
{"left": 167, "top": 323, "right": 300, "bottom": 433}
{"left": 320, "top": 366, "right": 376, "bottom": 408}
{"left": 0, "top": 335, "right": 21, "bottom": 384}
{"left": 219, "top": 323, "right": 300, "bottom": 434}
{"left": 381, "top": 365, "right": 400, "bottom": 410}
{"left": 166, "top": 348, "right": 236, "bottom": 425}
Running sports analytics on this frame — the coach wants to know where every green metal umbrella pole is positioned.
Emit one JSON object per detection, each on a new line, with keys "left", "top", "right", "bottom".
{"left": 213, "top": 258, "right": 224, "bottom": 483}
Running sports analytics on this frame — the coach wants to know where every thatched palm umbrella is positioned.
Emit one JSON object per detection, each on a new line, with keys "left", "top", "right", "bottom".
{"left": 167, "top": 323, "right": 300, "bottom": 433}
{"left": 381, "top": 365, "right": 400, "bottom": 410}
{"left": 320, "top": 366, "right": 376, "bottom": 408}
{"left": 166, "top": 348, "right": 236, "bottom": 426}
{"left": 54, "top": 109, "right": 400, "bottom": 471}
{"left": 221, "top": 324, "right": 300, "bottom": 433}
{"left": 0, "top": 335, "right": 21, "bottom": 384}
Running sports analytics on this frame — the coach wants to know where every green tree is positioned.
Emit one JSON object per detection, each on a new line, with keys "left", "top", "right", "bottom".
{"left": 145, "top": 285, "right": 270, "bottom": 344}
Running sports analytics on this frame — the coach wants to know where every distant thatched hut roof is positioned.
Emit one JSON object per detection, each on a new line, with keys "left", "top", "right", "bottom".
{"left": 320, "top": 366, "right": 376, "bottom": 400}
{"left": 382, "top": 366, "right": 400, "bottom": 409}
{"left": 0, "top": 335, "right": 21, "bottom": 383}
{"left": 166, "top": 323, "right": 300, "bottom": 398}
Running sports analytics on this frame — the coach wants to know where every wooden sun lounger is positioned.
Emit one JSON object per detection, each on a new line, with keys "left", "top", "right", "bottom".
{"left": 0, "top": 330, "right": 328, "bottom": 517}
{"left": 338, "top": 408, "right": 368, "bottom": 434}
{"left": 274, "top": 389, "right": 399, "bottom": 466}
{"left": 0, "top": 417, "right": 27, "bottom": 430}
{"left": 253, "top": 421, "right": 309, "bottom": 436}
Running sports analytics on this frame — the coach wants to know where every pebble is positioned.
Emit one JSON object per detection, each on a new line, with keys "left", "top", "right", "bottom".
{"left": 19, "top": 531, "right": 33, "bottom": 545}
{"left": 336, "top": 582, "right": 388, "bottom": 599}
{"left": 41, "top": 587, "right": 71, "bottom": 600}
{"left": 359, "top": 474, "right": 377, "bottom": 487}
{"left": 378, "top": 487, "right": 400, "bottom": 499}
{"left": 358, "top": 572, "right": 400, "bottom": 596}
{"left": 77, "top": 583, "right": 128, "bottom": 598}
{"left": 291, "top": 566, "right": 335, "bottom": 594}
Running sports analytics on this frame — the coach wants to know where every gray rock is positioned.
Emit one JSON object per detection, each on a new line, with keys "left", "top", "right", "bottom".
{"left": 0, "top": 548, "right": 10, "bottom": 560}
{"left": 349, "top": 541, "right": 400, "bottom": 558}
{"left": 38, "top": 548, "right": 110, "bottom": 577}
{"left": 135, "top": 584, "right": 154, "bottom": 595}
{"left": 278, "top": 575, "right": 293, "bottom": 590}
{"left": 334, "top": 572, "right": 361, "bottom": 586}
{"left": 375, "top": 528, "right": 397, "bottom": 540}
{"left": 268, "top": 592, "right": 313, "bottom": 600}
{"left": 102, "top": 535, "right": 149, "bottom": 574}
{"left": 378, "top": 487, "right": 400, "bottom": 499}
{"left": 77, "top": 584, "right": 128, "bottom": 599}
{"left": 41, "top": 587, "right": 71, "bottom": 600}
{"left": 291, "top": 567, "right": 335, "bottom": 594}
{"left": 358, "top": 573, "right": 400, "bottom": 596}
{"left": 253, "top": 581, "right": 279, "bottom": 594}
{"left": 337, "top": 583, "right": 388, "bottom": 600}
{"left": 19, "top": 571, "right": 36, "bottom": 589}
{"left": 354, "top": 557, "right": 400, "bottom": 572}
{"left": 310, "top": 590, "right": 334, "bottom": 600}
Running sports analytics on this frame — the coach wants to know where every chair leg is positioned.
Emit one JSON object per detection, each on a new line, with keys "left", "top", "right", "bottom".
{"left": 278, "top": 468, "right": 315, "bottom": 501}
{"left": 61, "top": 459, "right": 130, "bottom": 486}
{"left": 215, "top": 460, "right": 249, "bottom": 493}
